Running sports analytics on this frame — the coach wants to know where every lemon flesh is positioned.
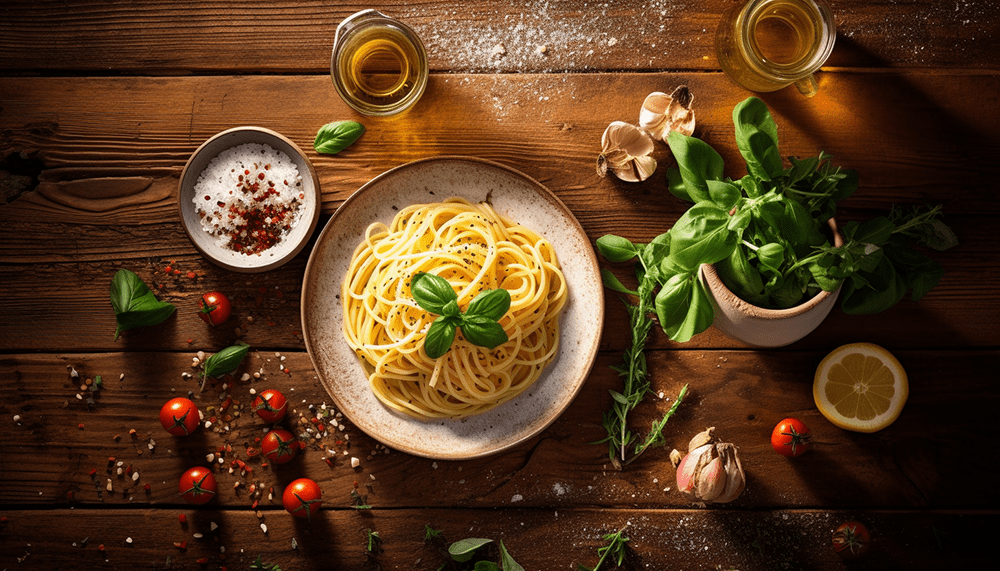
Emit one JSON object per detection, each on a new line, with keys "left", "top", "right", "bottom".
{"left": 814, "top": 343, "right": 908, "bottom": 433}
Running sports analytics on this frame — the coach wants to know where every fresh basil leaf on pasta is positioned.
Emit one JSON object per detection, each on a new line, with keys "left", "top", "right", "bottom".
{"left": 411, "top": 272, "right": 457, "bottom": 314}
{"left": 465, "top": 288, "right": 511, "bottom": 321}
{"left": 460, "top": 315, "right": 509, "bottom": 349}
{"left": 424, "top": 317, "right": 458, "bottom": 359}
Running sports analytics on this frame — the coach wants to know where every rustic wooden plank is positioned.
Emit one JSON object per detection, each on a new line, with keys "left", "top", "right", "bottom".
{"left": 1, "top": 72, "right": 995, "bottom": 351}
{"left": 0, "top": 222, "right": 994, "bottom": 354}
{"left": 2, "top": 73, "right": 997, "bottom": 216}
{"left": 1, "top": 1, "right": 998, "bottom": 73}
{"left": 0, "top": 507, "right": 994, "bottom": 570}
{"left": 2, "top": 350, "right": 995, "bottom": 510}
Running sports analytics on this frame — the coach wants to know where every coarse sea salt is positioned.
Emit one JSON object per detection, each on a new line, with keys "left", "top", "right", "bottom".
{"left": 193, "top": 143, "right": 304, "bottom": 256}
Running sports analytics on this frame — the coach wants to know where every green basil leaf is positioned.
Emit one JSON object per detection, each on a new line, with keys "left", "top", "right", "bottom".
{"left": 733, "top": 97, "right": 781, "bottom": 180}
{"left": 110, "top": 269, "right": 152, "bottom": 314}
{"left": 459, "top": 315, "right": 508, "bottom": 350}
{"left": 110, "top": 269, "right": 176, "bottom": 340}
{"left": 449, "top": 538, "right": 493, "bottom": 562}
{"left": 313, "top": 120, "right": 365, "bottom": 155}
{"left": 424, "top": 317, "right": 457, "bottom": 359}
{"left": 465, "top": 288, "right": 511, "bottom": 321}
{"left": 666, "top": 130, "right": 725, "bottom": 203}
{"left": 707, "top": 179, "right": 741, "bottom": 211}
{"left": 410, "top": 272, "right": 458, "bottom": 314}
{"left": 654, "top": 271, "right": 713, "bottom": 343}
{"left": 717, "top": 247, "right": 765, "bottom": 303}
{"left": 474, "top": 562, "right": 501, "bottom": 571}
{"left": 756, "top": 243, "right": 786, "bottom": 272}
{"left": 667, "top": 202, "right": 738, "bottom": 270}
{"left": 851, "top": 217, "right": 895, "bottom": 245}
{"left": 596, "top": 235, "right": 639, "bottom": 263}
{"left": 442, "top": 299, "right": 461, "bottom": 318}
{"left": 666, "top": 166, "right": 692, "bottom": 202}
{"left": 639, "top": 232, "right": 671, "bottom": 273}
{"left": 499, "top": 541, "right": 525, "bottom": 571}
{"left": 203, "top": 343, "right": 250, "bottom": 379}
{"left": 601, "top": 269, "right": 638, "bottom": 296}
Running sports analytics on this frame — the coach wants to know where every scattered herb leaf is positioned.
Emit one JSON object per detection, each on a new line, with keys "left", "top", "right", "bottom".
{"left": 313, "top": 120, "right": 365, "bottom": 155}
{"left": 110, "top": 269, "right": 176, "bottom": 340}
{"left": 577, "top": 526, "right": 630, "bottom": 571}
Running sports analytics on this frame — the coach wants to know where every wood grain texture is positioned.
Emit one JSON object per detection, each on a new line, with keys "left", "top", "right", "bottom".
{"left": 2, "top": 73, "right": 997, "bottom": 352}
{"left": 2, "top": 350, "right": 996, "bottom": 510}
{"left": 0, "top": 507, "right": 992, "bottom": 570}
{"left": 1, "top": 1, "right": 999, "bottom": 74}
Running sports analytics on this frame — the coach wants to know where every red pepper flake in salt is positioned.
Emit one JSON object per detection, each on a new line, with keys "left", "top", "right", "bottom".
{"left": 178, "top": 513, "right": 187, "bottom": 524}
{"left": 186, "top": 272, "right": 197, "bottom": 279}
{"left": 144, "top": 483, "right": 151, "bottom": 492}
{"left": 78, "top": 423, "right": 85, "bottom": 430}
{"left": 89, "top": 468, "right": 98, "bottom": 477}
{"left": 274, "top": 290, "right": 283, "bottom": 298}
{"left": 164, "top": 266, "right": 172, "bottom": 274}
{"left": 196, "top": 557, "right": 209, "bottom": 564}
{"left": 173, "top": 269, "right": 181, "bottom": 276}
{"left": 173, "top": 541, "right": 187, "bottom": 550}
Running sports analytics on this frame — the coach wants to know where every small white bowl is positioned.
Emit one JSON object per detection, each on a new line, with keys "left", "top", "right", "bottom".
{"left": 179, "top": 126, "right": 321, "bottom": 273}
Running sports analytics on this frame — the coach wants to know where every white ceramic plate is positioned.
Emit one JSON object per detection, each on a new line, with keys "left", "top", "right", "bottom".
{"left": 301, "top": 157, "right": 603, "bottom": 459}
{"left": 179, "top": 126, "right": 321, "bottom": 273}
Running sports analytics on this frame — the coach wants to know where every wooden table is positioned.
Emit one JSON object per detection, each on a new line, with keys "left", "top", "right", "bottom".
{"left": 2, "top": 1, "right": 998, "bottom": 569}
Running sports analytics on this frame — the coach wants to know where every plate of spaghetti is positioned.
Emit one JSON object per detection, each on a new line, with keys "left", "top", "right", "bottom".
{"left": 301, "top": 156, "right": 603, "bottom": 459}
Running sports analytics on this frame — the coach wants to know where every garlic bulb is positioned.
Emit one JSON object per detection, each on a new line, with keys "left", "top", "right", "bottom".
{"left": 596, "top": 121, "right": 657, "bottom": 182}
{"left": 639, "top": 85, "right": 696, "bottom": 142}
{"left": 671, "top": 427, "right": 745, "bottom": 504}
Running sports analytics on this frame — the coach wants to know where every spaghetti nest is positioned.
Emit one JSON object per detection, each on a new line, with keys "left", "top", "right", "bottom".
{"left": 342, "top": 198, "right": 568, "bottom": 419}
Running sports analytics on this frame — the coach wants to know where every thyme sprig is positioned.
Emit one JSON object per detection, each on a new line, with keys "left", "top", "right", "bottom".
{"left": 577, "top": 525, "right": 630, "bottom": 571}
{"left": 596, "top": 255, "right": 688, "bottom": 468}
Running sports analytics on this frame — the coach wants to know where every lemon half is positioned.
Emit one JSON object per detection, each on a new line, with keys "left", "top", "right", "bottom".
{"left": 814, "top": 342, "right": 908, "bottom": 433}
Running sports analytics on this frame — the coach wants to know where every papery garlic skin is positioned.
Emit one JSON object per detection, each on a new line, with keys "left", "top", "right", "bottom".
{"left": 597, "top": 121, "right": 657, "bottom": 182}
{"left": 672, "top": 427, "right": 746, "bottom": 504}
{"left": 639, "top": 86, "right": 696, "bottom": 142}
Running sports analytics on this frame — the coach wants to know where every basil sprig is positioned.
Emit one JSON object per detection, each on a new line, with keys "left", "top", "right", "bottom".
{"left": 410, "top": 273, "right": 510, "bottom": 359}
{"left": 202, "top": 342, "right": 250, "bottom": 379}
{"left": 110, "top": 269, "right": 176, "bottom": 340}
{"left": 313, "top": 120, "right": 365, "bottom": 155}
{"left": 597, "top": 96, "right": 956, "bottom": 343}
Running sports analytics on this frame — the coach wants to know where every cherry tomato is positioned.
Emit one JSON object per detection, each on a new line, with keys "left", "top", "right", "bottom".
{"left": 282, "top": 478, "right": 322, "bottom": 521}
{"left": 159, "top": 398, "right": 200, "bottom": 436}
{"left": 261, "top": 428, "right": 298, "bottom": 465}
{"left": 178, "top": 467, "right": 217, "bottom": 505}
{"left": 833, "top": 520, "right": 872, "bottom": 560}
{"left": 771, "top": 417, "right": 811, "bottom": 457}
{"left": 252, "top": 389, "right": 288, "bottom": 424}
{"left": 198, "top": 291, "right": 231, "bottom": 326}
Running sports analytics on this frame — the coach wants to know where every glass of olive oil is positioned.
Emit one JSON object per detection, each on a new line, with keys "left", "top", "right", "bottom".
{"left": 331, "top": 10, "right": 429, "bottom": 116}
{"left": 715, "top": 0, "right": 836, "bottom": 97}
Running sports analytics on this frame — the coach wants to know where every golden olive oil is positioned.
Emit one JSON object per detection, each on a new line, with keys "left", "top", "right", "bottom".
{"left": 715, "top": 0, "right": 835, "bottom": 95}
{"left": 333, "top": 22, "right": 427, "bottom": 115}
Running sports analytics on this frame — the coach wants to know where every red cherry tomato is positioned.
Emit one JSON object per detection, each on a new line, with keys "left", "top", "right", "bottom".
{"left": 833, "top": 520, "right": 872, "bottom": 560}
{"left": 198, "top": 291, "right": 232, "bottom": 326}
{"left": 178, "top": 467, "right": 217, "bottom": 505}
{"left": 771, "top": 417, "right": 811, "bottom": 457}
{"left": 159, "top": 398, "right": 200, "bottom": 436}
{"left": 252, "top": 389, "right": 288, "bottom": 424}
{"left": 261, "top": 428, "right": 298, "bottom": 465}
{"left": 282, "top": 478, "right": 322, "bottom": 521}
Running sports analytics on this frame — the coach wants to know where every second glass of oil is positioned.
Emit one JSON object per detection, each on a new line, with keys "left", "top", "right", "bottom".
{"left": 331, "top": 10, "right": 428, "bottom": 116}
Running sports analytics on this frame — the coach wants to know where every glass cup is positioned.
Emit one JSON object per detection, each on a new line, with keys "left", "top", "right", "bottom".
{"left": 715, "top": 0, "right": 836, "bottom": 97}
{"left": 331, "top": 10, "right": 429, "bottom": 116}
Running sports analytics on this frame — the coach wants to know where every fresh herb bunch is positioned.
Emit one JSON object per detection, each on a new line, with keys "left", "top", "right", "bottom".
{"left": 410, "top": 272, "right": 510, "bottom": 358}
{"left": 598, "top": 96, "right": 956, "bottom": 343}
{"left": 446, "top": 537, "right": 524, "bottom": 571}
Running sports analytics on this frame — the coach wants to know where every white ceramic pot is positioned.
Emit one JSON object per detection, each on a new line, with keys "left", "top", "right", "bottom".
{"left": 699, "top": 219, "right": 843, "bottom": 348}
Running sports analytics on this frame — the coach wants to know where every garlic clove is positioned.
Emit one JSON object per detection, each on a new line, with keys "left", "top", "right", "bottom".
{"left": 696, "top": 456, "right": 726, "bottom": 502}
{"left": 714, "top": 443, "right": 746, "bottom": 503}
{"left": 688, "top": 426, "right": 716, "bottom": 452}
{"left": 639, "top": 86, "right": 696, "bottom": 142}
{"left": 675, "top": 443, "right": 711, "bottom": 497}
{"left": 597, "top": 121, "right": 657, "bottom": 182}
